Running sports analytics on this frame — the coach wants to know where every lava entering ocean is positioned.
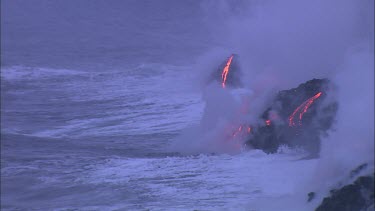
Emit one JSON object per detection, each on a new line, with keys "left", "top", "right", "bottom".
{"left": 208, "top": 56, "right": 335, "bottom": 155}
{"left": 288, "top": 92, "right": 323, "bottom": 126}
{"left": 221, "top": 55, "right": 234, "bottom": 88}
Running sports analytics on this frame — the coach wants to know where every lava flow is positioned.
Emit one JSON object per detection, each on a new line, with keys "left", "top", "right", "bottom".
{"left": 221, "top": 55, "right": 234, "bottom": 88}
{"left": 232, "top": 125, "right": 252, "bottom": 137}
{"left": 288, "top": 92, "right": 322, "bottom": 126}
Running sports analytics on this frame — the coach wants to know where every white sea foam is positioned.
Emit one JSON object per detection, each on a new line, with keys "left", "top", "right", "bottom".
{"left": 2, "top": 64, "right": 205, "bottom": 138}
{"left": 80, "top": 150, "right": 316, "bottom": 210}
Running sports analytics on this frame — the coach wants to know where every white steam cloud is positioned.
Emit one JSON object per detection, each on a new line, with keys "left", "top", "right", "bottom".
{"left": 197, "top": 0, "right": 374, "bottom": 159}
{"left": 201, "top": 0, "right": 373, "bottom": 89}
{"left": 173, "top": 0, "right": 373, "bottom": 209}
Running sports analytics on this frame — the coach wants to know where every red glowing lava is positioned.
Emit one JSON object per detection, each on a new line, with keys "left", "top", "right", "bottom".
{"left": 221, "top": 55, "right": 234, "bottom": 88}
{"left": 288, "top": 92, "right": 322, "bottom": 126}
{"left": 232, "top": 125, "right": 252, "bottom": 138}
{"left": 232, "top": 125, "right": 242, "bottom": 137}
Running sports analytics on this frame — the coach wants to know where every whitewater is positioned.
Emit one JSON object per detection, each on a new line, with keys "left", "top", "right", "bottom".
{"left": 1, "top": 65, "right": 321, "bottom": 210}
{"left": 1, "top": 0, "right": 373, "bottom": 210}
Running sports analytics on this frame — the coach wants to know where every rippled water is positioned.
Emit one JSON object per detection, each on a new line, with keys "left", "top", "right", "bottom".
{"left": 3, "top": 0, "right": 372, "bottom": 210}
{"left": 1, "top": 1, "right": 313, "bottom": 209}
{"left": 1, "top": 64, "right": 319, "bottom": 210}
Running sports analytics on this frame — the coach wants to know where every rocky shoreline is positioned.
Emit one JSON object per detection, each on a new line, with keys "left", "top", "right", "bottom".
{"left": 312, "top": 164, "right": 374, "bottom": 211}
{"left": 246, "top": 78, "right": 338, "bottom": 156}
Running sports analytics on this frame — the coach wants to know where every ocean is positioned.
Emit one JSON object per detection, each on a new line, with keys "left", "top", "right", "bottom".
{"left": 1, "top": 0, "right": 374, "bottom": 210}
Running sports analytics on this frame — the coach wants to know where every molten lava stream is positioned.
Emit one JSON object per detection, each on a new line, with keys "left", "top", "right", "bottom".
{"left": 288, "top": 92, "right": 322, "bottom": 126}
{"left": 232, "top": 125, "right": 242, "bottom": 137}
{"left": 231, "top": 125, "right": 252, "bottom": 138}
{"left": 221, "top": 55, "right": 234, "bottom": 88}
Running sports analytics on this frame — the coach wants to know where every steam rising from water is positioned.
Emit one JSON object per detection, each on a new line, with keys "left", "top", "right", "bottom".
{"left": 202, "top": 0, "right": 373, "bottom": 89}
{"left": 174, "top": 0, "right": 373, "bottom": 209}
{"left": 200, "top": 0, "right": 374, "bottom": 156}
{"left": 312, "top": 49, "right": 374, "bottom": 190}
{"left": 2, "top": 0, "right": 373, "bottom": 210}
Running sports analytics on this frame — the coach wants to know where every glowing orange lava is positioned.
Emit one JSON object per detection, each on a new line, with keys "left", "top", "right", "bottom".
{"left": 232, "top": 125, "right": 242, "bottom": 137}
{"left": 221, "top": 55, "right": 234, "bottom": 88}
{"left": 288, "top": 92, "right": 322, "bottom": 126}
{"left": 232, "top": 125, "right": 252, "bottom": 138}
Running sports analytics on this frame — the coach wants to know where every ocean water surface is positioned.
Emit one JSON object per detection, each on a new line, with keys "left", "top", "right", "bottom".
{"left": 2, "top": 0, "right": 373, "bottom": 210}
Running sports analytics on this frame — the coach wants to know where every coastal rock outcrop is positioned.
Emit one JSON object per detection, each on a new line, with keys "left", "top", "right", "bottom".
{"left": 314, "top": 164, "right": 374, "bottom": 211}
{"left": 246, "top": 78, "right": 338, "bottom": 155}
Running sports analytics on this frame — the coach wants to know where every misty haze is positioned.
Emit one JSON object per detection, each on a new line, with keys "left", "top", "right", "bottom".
{"left": 1, "top": 0, "right": 374, "bottom": 210}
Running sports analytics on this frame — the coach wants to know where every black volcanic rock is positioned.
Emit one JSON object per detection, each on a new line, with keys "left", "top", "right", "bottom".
{"left": 246, "top": 78, "right": 338, "bottom": 155}
{"left": 308, "top": 192, "right": 316, "bottom": 202}
{"left": 209, "top": 54, "right": 242, "bottom": 88}
{"left": 350, "top": 163, "right": 369, "bottom": 178}
{"left": 315, "top": 173, "right": 374, "bottom": 211}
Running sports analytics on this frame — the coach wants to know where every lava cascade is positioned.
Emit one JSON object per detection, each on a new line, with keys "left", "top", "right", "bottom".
{"left": 288, "top": 92, "right": 323, "bottom": 126}
{"left": 221, "top": 55, "right": 234, "bottom": 88}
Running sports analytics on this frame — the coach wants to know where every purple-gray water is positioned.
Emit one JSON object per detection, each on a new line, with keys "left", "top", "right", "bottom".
{"left": 1, "top": 0, "right": 374, "bottom": 210}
